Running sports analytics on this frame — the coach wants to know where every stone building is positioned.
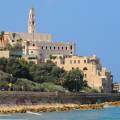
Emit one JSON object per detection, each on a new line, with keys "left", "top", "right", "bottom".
{"left": 113, "top": 83, "right": 120, "bottom": 93}
{"left": 23, "top": 40, "right": 75, "bottom": 63}
{"left": 50, "top": 55, "right": 113, "bottom": 93}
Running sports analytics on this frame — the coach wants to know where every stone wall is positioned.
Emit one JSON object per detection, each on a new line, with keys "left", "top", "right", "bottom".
{"left": 0, "top": 91, "right": 120, "bottom": 105}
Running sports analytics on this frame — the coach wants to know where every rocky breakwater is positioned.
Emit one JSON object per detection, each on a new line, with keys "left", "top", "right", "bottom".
{"left": 0, "top": 103, "right": 106, "bottom": 114}
{"left": 108, "top": 101, "right": 120, "bottom": 106}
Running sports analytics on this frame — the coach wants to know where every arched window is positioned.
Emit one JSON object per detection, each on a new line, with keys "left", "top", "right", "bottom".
{"left": 78, "top": 60, "right": 80, "bottom": 64}
{"left": 66, "top": 47, "right": 67, "bottom": 50}
{"left": 83, "top": 67, "right": 88, "bottom": 71}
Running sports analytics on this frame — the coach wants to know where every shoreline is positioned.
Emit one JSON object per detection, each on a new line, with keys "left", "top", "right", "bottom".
{"left": 0, "top": 101, "right": 120, "bottom": 114}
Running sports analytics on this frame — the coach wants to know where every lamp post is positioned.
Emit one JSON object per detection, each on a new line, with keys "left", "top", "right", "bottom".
{"left": 75, "top": 78, "right": 77, "bottom": 94}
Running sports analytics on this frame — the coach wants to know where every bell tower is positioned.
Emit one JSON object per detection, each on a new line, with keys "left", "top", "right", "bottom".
{"left": 28, "top": 7, "right": 35, "bottom": 34}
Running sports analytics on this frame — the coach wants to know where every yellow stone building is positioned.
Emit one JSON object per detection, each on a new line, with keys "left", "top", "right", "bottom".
{"left": 49, "top": 55, "right": 113, "bottom": 93}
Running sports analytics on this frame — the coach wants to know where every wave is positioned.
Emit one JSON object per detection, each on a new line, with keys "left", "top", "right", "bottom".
{"left": 26, "top": 111, "right": 42, "bottom": 116}
{"left": 0, "top": 114, "right": 11, "bottom": 116}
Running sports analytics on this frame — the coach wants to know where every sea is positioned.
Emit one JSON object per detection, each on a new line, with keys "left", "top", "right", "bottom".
{"left": 0, "top": 107, "right": 120, "bottom": 120}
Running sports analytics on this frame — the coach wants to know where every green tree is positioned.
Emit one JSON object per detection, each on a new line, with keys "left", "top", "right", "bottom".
{"left": 0, "top": 58, "right": 8, "bottom": 72}
{"left": 6, "top": 58, "right": 29, "bottom": 78}
{"left": 63, "top": 69, "right": 84, "bottom": 92}
{"left": 0, "top": 71, "right": 14, "bottom": 90}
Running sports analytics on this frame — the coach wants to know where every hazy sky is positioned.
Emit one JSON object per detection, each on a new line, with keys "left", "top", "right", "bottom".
{"left": 0, "top": 0, "right": 120, "bottom": 82}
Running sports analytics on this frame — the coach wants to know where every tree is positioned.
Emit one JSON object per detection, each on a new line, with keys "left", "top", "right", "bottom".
{"left": 30, "top": 62, "right": 56, "bottom": 83}
{"left": 0, "top": 58, "right": 8, "bottom": 72}
{"left": 63, "top": 69, "right": 84, "bottom": 92}
{"left": 0, "top": 71, "right": 14, "bottom": 90}
{"left": 6, "top": 58, "right": 29, "bottom": 79}
{"left": 5, "top": 43, "right": 13, "bottom": 50}
{"left": 13, "top": 78, "right": 42, "bottom": 91}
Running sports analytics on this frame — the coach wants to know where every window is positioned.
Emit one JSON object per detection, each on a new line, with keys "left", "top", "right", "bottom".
{"left": 83, "top": 67, "right": 88, "bottom": 71}
{"left": 62, "top": 47, "right": 64, "bottom": 50}
{"left": 70, "top": 60, "right": 72, "bottom": 64}
{"left": 66, "top": 47, "right": 67, "bottom": 50}
{"left": 71, "top": 52, "right": 73, "bottom": 54}
{"left": 33, "top": 44, "right": 35, "bottom": 46}
{"left": 12, "top": 40, "right": 15, "bottom": 42}
{"left": 78, "top": 60, "right": 80, "bottom": 64}
{"left": 54, "top": 46, "right": 56, "bottom": 50}
{"left": 84, "top": 74, "right": 87, "bottom": 78}
{"left": 50, "top": 46, "right": 51, "bottom": 50}
{"left": 74, "top": 60, "right": 76, "bottom": 64}
{"left": 31, "top": 51, "right": 33, "bottom": 53}
{"left": 84, "top": 60, "right": 87, "bottom": 63}
{"left": 70, "top": 45, "right": 72, "bottom": 50}
{"left": 41, "top": 46, "right": 43, "bottom": 49}
{"left": 98, "top": 72, "right": 101, "bottom": 76}
{"left": 72, "top": 67, "right": 74, "bottom": 70}
{"left": 46, "top": 46, "right": 47, "bottom": 50}
{"left": 58, "top": 47, "right": 60, "bottom": 50}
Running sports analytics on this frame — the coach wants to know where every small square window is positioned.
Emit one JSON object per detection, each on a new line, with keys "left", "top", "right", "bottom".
{"left": 84, "top": 60, "right": 87, "bottom": 63}
{"left": 74, "top": 60, "right": 76, "bottom": 64}
{"left": 84, "top": 74, "right": 87, "bottom": 78}
{"left": 70, "top": 60, "right": 72, "bottom": 64}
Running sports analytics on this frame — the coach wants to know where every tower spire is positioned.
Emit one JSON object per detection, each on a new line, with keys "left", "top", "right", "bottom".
{"left": 28, "top": 7, "right": 35, "bottom": 33}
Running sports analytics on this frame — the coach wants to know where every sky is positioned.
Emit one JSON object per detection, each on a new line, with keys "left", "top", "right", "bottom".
{"left": 0, "top": 0, "right": 120, "bottom": 82}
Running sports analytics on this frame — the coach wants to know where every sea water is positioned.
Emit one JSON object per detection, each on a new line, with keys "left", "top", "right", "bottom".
{"left": 0, "top": 107, "right": 120, "bottom": 120}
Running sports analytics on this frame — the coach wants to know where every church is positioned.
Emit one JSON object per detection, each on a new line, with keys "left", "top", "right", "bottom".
{"left": 0, "top": 8, "right": 113, "bottom": 93}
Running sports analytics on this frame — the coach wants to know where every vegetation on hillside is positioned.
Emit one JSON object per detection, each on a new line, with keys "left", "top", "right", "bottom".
{"left": 0, "top": 57, "right": 94, "bottom": 92}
